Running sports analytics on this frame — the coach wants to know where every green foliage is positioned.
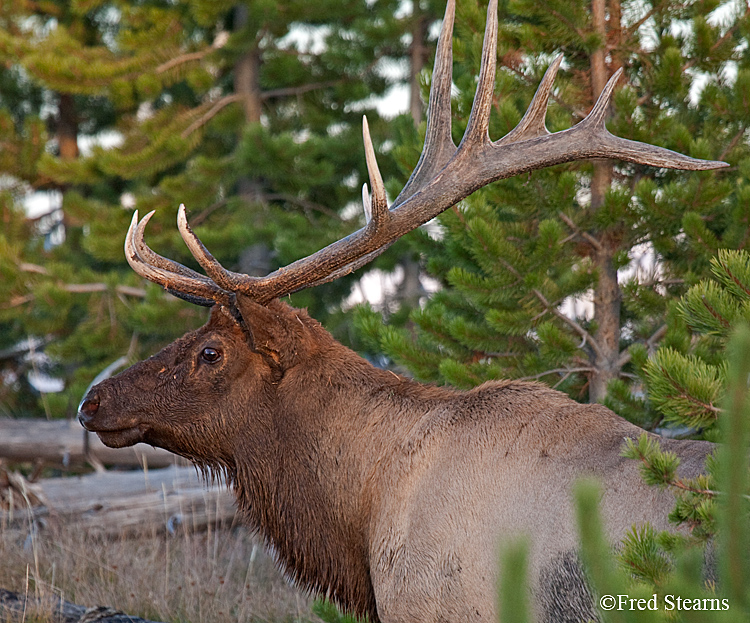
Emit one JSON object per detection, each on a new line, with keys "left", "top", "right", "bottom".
{"left": 717, "top": 324, "right": 750, "bottom": 611}
{"left": 644, "top": 349, "right": 726, "bottom": 430}
{"left": 361, "top": 0, "right": 749, "bottom": 411}
{"left": 589, "top": 254, "right": 750, "bottom": 619}
{"left": 312, "top": 598, "right": 364, "bottom": 623}
{"left": 497, "top": 539, "right": 531, "bottom": 623}
{"left": 617, "top": 524, "right": 675, "bottom": 589}
{"left": 0, "top": 0, "right": 418, "bottom": 417}
{"left": 622, "top": 433, "right": 718, "bottom": 541}
{"left": 622, "top": 434, "right": 681, "bottom": 489}
{"left": 636, "top": 249, "right": 750, "bottom": 436}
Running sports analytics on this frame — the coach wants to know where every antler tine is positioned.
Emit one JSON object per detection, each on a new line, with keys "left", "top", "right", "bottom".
{"left": 362, "top": 116, "right": 389, "bottom": 224}
{"left": 584, "top": 67, "right": 623, "bottom": 129}
{"left": 134, "top": 211, "right": 208, "bottom": 281}
{"left": 362, "top": 184, "right": 372, "bottom": 224}
{"left": 560, "top": 68, "right": 725, "bottom": 171}
{"left": 125, "top": 211, "right": 231, "bottom": 307}
{"left": 176, "top": 205, "right": 260, "bottom": 292}
{"left": 461, "top": 0, "right": 498, "bottom": 147}
{"left": 495, "top": 54, "right": 563, "bottom": 145}
{"left": 393, "top": 0, "right": 457, "bottom": 205}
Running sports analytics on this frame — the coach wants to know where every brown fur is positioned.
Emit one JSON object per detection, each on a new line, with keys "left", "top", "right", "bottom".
{"left": 79, "top": 297, "right": 713, "bottom": 623}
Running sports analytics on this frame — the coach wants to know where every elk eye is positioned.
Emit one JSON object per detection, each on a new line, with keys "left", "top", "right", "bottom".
{"left": 200, "top": 347, "right": 222, "bottom": 364}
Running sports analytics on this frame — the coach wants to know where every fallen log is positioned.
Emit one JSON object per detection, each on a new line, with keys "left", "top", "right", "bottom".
{"left": 0, "top": 588, "right": 166, "bottom": 623}
{"left": 0, "top": 418, "right": 186, "bottom": 469}
{"left": 0, "top": 465, "right": 237, "bottom": 536}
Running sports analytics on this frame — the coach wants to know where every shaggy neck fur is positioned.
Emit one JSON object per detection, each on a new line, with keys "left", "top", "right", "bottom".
{"left": 215, "top": 306, "right": 454, "bottom": 622}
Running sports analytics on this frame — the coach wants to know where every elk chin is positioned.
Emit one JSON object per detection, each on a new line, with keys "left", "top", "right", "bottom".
{"left": 94, "top": 425, "right": 148, "bottom": 449}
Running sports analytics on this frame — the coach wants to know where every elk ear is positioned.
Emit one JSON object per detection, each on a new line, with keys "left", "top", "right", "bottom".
{"left": 233, "top": 295, "right": 303, "bottom": 372}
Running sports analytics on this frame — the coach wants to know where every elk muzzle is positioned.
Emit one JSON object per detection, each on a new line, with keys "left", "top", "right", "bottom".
{"left": 78, "top": 387, "right": 149, "bottom": 448}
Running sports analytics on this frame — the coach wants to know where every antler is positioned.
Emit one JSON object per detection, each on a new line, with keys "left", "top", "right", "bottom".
{"left": 127, "top": 0, "right": 727, "bottom": 307}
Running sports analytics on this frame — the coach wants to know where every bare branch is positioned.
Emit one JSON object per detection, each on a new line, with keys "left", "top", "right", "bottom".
{"left": 181, "top": 95, "right": 244, "bottom": 138}
{"left": 557, "top": 211, "right": 603, "bottom": 252}
{"left": 261, "top": 80, "right": 342, "bottom": 100}
{"left": 532, "top": 288, "right": 604, "bottom": 359}
{"left": 156, "top": 50, "right": 210, "bottom": 75}
{"left": 617, "top": 323, "right": 667, "bottom": 368}
{"left": 2, "top": 284, "right": 147, "bottom": 310}
{"left": 517, "top": 366, "right": 596, "bottom": 382}
{"left": 156, "top": 31, "right": 228, "bottom": 74}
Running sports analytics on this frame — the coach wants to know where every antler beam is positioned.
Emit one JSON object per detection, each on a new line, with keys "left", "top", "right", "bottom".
{"left": 127, "top": 0, "right": 727, "bottom": 307}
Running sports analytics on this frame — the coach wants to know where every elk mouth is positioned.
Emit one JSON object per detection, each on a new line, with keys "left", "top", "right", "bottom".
{"left": 78, "top": 390, "right": 149, "bottom": 448}
{"left": 93, "top": 426, "right": 148, "bottom": 448}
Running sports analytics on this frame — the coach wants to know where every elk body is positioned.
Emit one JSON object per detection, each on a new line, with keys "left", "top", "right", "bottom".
{"left": 78, "top": 1, "right": 725, "bottom": 621}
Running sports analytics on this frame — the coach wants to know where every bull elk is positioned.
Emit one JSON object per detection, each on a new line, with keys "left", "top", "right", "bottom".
{"left": 78, "top": 0, "right": 726, "bottom": 621}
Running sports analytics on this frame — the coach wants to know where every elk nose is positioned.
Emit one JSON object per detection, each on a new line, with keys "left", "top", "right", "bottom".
{"left": 78, "top": 392, "right": 100, "bottom": 426}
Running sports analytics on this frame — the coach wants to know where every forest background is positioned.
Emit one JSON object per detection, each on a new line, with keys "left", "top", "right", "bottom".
{"left": 2, "top": 0, "right": 750, "bottom": 621}
{"left": 0, "top": 0, "right": 749, "bottom": 476}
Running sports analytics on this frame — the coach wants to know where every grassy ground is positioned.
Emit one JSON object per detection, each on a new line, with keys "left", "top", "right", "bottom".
{"left": 0, "top": 518, "right": 317, "bottom": 623}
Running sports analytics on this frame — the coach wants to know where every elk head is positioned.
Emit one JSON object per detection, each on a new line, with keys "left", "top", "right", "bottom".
{"left": 78, "top": 0, "right": 725, "bottom": 462}
{"left": 77, "top": 294, "right": 310, "bottom": 464}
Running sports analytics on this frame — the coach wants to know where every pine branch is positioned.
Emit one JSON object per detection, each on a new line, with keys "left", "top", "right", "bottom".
{"left": 617, "top": 324, "right": 667, "bottom": 368}
{"left": 630, "top": 447, "right": 746, "bottom": 499}
{"left": 532, "top": 288, "right": 604, "bottom": 359}
{"left": 181, "top": 95, "right": 244, "bottom": 138}
{"left": 682, "top": 6, "right": 750, "bottom": 73}
{"left": 636, "top": 4, "right": 750, "bottom": 106}
{"left": 716, "top": 256, "right": 750, "bottom": 299}
{"left": 701, "top": 295, "right": 732, "bottom": 329}
{"left": 623, "top": 8, "right": 656, "bottom": 39}
{"left": 499, "top": 63, "right": 587, "bottom": 119}
{"left": 558, "top": 211, "right": 603, "bottom": 252}
{"left": 460, "top": 210, "right": 600, "bottom": 356}
{"left": 658, "top": 364, "right": 723, "bottom": 416}
{"left": 718, "top": 125, "right": 747, "bottom": 161}
{"left": 261, "top": 80, "right": 342, "bottom": 100}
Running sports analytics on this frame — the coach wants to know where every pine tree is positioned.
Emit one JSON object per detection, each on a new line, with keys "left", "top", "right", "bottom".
{"left": 0, "top": 0, "right": 414, "bottom": 418}
{"left": 612, "top": 248, "right": 750, "bottom": 553}
{"left": 357, "top": 0, "right": 749, "bottom": 409}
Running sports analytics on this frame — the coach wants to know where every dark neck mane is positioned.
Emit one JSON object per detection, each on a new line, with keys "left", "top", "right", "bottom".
{"left": 203, "top": 307, "right": 459, "bottom": 621}
{"left": 230, "top": 325, "right": 402, "bottom": 621}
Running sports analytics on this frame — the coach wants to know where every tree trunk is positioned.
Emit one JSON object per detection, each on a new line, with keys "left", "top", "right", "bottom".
{"left": 588, "top": 0, "right": 619, "bottom": 403}
{"left": 57, "top": 93, "right": 79, "bottom": 160}
{"left": 0, "top": 588, "right": 166, "bottom": 623}
{"left": 0, "top": 418, "right": 186, "bottom": 469}
{"left": 1, "top": 465, "right": 236, "bottom": 537}
{"left": 233, "top": 5, "right": 262, "bottom": 126}
{"left": 233, "top": 4, "right": 272, "bottom": 275}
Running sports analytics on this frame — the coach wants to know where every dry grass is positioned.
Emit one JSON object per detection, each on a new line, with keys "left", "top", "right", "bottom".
{"left": 0, "top": 518, "right": 317, "bottom": 623}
